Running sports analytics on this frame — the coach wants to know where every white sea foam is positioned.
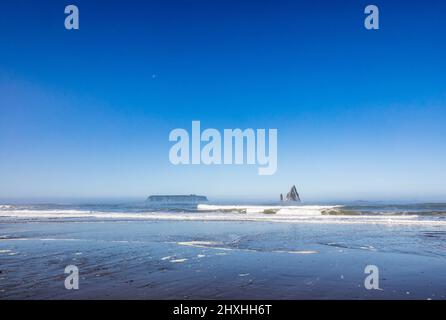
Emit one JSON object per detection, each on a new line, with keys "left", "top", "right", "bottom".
{"left": 272, "top": 250, "right": 319, "bottom": 254}
{"left": 177, "top": 241, "right": 221, "bottom": 247}
{"left": 175, "top": 242, "right": 320, "bottom": 255}
{"left": 197, "top": 204, "right": 339, "bottom": 214}
{"left": 0, "top": 206, "right": 444, "bottom": 226}
{"left": 0, "top": 205, "right": 15, "bottom": 210}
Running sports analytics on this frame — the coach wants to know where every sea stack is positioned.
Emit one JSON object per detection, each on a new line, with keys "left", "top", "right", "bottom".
{"left": 281, "top": 185, "right": 301, "bottom": 202}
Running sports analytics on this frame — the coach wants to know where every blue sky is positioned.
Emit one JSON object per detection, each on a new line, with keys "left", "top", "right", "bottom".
{"left": 1, "top": 0, "right": 446, "bottom": 201}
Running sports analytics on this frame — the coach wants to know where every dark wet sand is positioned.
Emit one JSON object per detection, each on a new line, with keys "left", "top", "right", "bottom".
{"left": 0, "top": 220, "right": 445, "bottom": 299}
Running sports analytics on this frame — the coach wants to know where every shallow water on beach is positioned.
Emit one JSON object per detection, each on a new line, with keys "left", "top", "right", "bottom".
{"left": 1, "top": 211, "right": 446, "bottom": 299}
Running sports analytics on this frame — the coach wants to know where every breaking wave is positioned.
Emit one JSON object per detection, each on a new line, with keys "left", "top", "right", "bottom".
{"left": 197, "top": 204, "right": 339, "bottom": 215}
{"left": 196, "top": 204, "right": 446, "bottom": 217}
{"left": 0, "top": 202, "right": 446, "bottom": 226}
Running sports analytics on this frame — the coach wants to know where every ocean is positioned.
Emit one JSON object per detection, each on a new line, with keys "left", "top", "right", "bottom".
{"left": 1, "top": 201, "right": 446, "bottom": 224}
{"left": 1, "top": 201, "right": 445, "bottom": 299}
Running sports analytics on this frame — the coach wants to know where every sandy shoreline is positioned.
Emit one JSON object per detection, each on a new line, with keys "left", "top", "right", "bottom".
{"left": 1, "top": 220, "right": 445, "bottom": 299}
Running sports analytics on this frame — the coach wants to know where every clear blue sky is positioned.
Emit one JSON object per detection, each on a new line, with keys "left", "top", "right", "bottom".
{"left": 1, "top": 0, "right": 445, "bottom": 201}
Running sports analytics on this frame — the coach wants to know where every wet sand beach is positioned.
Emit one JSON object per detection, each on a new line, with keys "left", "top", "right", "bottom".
{"left": 1, "top": 219, "right": 445, "bottom": 299}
